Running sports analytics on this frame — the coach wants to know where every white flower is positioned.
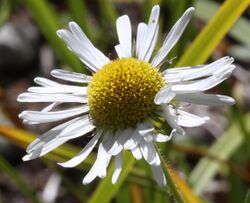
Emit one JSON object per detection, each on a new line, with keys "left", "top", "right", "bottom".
{"left": 17, "top": 5, "right": 235, "bottom": 187}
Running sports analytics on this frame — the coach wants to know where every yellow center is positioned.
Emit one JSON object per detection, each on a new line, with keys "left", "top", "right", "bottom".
{"left": 87, "top": 58, "right": 164, "bottom": 130}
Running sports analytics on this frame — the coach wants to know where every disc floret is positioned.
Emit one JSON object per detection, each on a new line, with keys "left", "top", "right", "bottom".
{"left": 87, "top": 58, "right": 164, "bottom": 130}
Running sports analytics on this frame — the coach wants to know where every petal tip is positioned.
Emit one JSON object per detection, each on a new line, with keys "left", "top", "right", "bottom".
{"left": 22, "top": 155, "right": 30, "bottom": 161}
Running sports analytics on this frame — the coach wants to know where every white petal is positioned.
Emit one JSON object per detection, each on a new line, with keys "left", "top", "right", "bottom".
{"left": 108, "top": 129, "right": 131, "bottom": 156}
{"left": 136, "top": 23, "right": 147, "bottom": 58}
{"left": 154, "top": 85, "right": 175, "bottom": 105}
{"left": 140, "top": 140, "right": 160, "bottom": 166}
{"left": 68, "top": 22, "right": 110, "bottom": 66}
{"left": 175, "top": 93, "right": 235, "bottom": 106}
{"left": 34, "top": 77, "right": 59, "bottom": 87}
{"left": 139, "top": 5, "right": 160, "bottom": 61}
{"left": 23, "top": 137, "right": 68, "bottom": 161}
{"left": 144, "top": 24, "right": 159, "bottom": 62}
{"left": 42, "top": 102, "right": 60, "bottom": 112}
{"left": 176, "top": 110, "right": 209, "bottom": 127}
{"left": 154, "top": 133, "right": 173, "bottom": 142}
{"left": 112, "top": 153, "right": 122, "bottom": 184}
{"left": 22, "top": 102, "right": 61, "bottom": 125}
{"left": 57, "top": 26, "right": 109, "bottom": 72}
{"left": 58, "top": 131, "right": 101, "bottom": 167}
{"left": 28, "top": 85, "right": 87, "bottom": 95}
{"left": 163, "top": 56, "right": 234, "bottom": 82}
{"left": 123, "top": 130, "right": 142, "bottom": 150}
{"left": 115, "top": 44, "right": 124, "bottom": 58}
{"left": 131, "top": 146, "right": 142, "bottom": 160}
{"left": 57, "top": 29, "right": 99, "bottom": 72}
{"left": 102, "top": 133, "right": 115, "bottom": 152}
{"left": 138, "top": 127, "right": 154, "bottom": 142}
{"left": 24, "top": 116, "right": 94, "bottom": 160}
{"left": 161, "top": 105, "right": 185, "bottom": 136}
{"left": 19, "top": 105, "right": 88, "bottom": 123}
{"left": 57, "top": 116, "right": 94, "bottom": 139}
{"left": 151, "top": 7, "right": 194, "bottom": 67}
{"left": 150, "top": 165, "right": 166, "bottom": 187}
{"left": 51, "top": 69, "right": 92, "bottom": 83}
{"left": 26, "top": 117, "right": 81, "bottom": 153}
{"left": 95, "top": 143, "right": 112, "bottom": 178}
{"left": 82, "top": 166, "right": 98, "bottom": 184}
{"left": 139, "top": 126, "right": 173, "bottom": 143}
{"left": 123, "top": 122, "right": 150, "bottom": 150}
{"left": 171, "top": 65, "right": 235, "bottom": 93}
{"left": 116, "top": 15, "right": 132, "bottom": 57}
{"left": 17, "top": 93, "right": 87, "bottom": 103}
{"left": 139, "top": 127, "right": 154, "bottom": 136}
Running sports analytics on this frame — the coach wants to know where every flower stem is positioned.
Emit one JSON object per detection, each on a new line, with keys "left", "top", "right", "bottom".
{"left": 154, "top": 144, "right": 186, "bottom": 203}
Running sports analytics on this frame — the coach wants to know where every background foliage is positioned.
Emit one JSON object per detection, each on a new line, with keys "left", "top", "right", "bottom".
{"left": 0, "top": 0, "right": 249, "bottom": 202}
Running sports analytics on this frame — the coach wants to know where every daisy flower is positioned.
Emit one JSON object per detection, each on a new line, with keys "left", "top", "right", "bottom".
{"left": 17, "top": 5, "right": 235, "bottom": 187}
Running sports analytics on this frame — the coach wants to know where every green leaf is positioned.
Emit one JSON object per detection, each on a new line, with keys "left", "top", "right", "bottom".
{"left": 0, "top": 125, "right": 95, "bottom": 170}
{"left": 88, "top": 151, "right": 135, "bottom": 203}
{"left": 189, "top": 114, "right": 250, "bottom": 195}
{"left": 228, "top": 45, "right": 250, "bottom": 62}
{"left": 0, "top": 155, "right": 42, "bottom": 203}
{"left": 195, "top": 0, "right": 250, "bottom": 46}
{"left": 24, "top": 0, "right": 84, "bottom": 72}
{"left": 0, "top": 0, "right": 10, "bottom": 26}
{"left": 245, "top": 190, "right": 250, "bottom": 203}
{"left": 177, "top": 0, "right": 250, "bottom": 66}
{"left": 98, "top": 0, "right": 118, "bottom": 29}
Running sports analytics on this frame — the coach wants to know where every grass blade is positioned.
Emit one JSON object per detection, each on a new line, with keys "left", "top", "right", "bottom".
{"left": 0, "top": 155, "right": 42, "bottom": 203}
{"left": 176, "top": 0, "right": 249, "bottom": 66}
{"left": 195, "top": 0, "right": 250, "bottom": 46}
{"left": 0, "top": 125, "right": 94, "bottom": 169}
{"left": 189, "top": 114, "right": 250, "bottom": 195}
{"left": 24, "top": 0, "right": 84, "bottom": 72}
{"left": 167, "top": 163, "right": 203, "bottom": 203}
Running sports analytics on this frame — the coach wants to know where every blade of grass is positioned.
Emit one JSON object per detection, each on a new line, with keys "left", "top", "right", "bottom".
{"left": 0, "top": 125, "right": 95, "bottom": 169}
{"left": 114, "top": 183, "right": 132, "bottom": 203}
{"left": 44, "top": 160, "right": 86, "bottom": 203}
{"left": 245, "top": 190, "right": 250, "bottom": 203}
{"left": 87, "top": 151, "right": 135, "bottom": 203}
{"left": 0, "top": 125, "right": 160, "bottom": 188}
{"left": 229, "top": 45, "right": 250, "bottom": 62}
{"left": 24, "top": 0, "right": 84, "bottom": 72}
{"left": 130, "top": 183, "right": 143, "bottom": 203}
{"left": 195, "top": 0, "right": 250, "bottom": 46}
{"left": 98, "top": 0, "right": 118, "bottom": 29}
{"left": 0, "top": 0, "right": 10, "bottom": 26}
{"left": 166, "top": 163, "right": 203, "bottom": 203}
{"left": 0, "top": 124, "right": 204, "bottom": 201}
{"left": 189, "top": 113, "right": 250, "bottom": 195}
{"left": 173, "top": 143, "right": 250, "bottom": 182}
{"left": 0, "top": 155, "right": 42, "bottom": 203}
{"left": 176, "top": 0, "right": 250, "bottom": 66}
{"left": 3, "top": 123, "right": 199, "bottom": 202}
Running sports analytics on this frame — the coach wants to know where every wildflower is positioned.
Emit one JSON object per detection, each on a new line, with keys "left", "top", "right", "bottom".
{"left": 17, "top": 5, "right": 235, "bottom": 186}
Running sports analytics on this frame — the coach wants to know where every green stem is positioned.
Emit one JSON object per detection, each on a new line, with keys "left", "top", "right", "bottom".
{"left": 155, "top": 144, "right": 186, "bottom": 203}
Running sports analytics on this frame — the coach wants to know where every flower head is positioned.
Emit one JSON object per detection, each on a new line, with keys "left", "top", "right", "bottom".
{"left": 17, "top": 5, "right": 235, "bottom": 186}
